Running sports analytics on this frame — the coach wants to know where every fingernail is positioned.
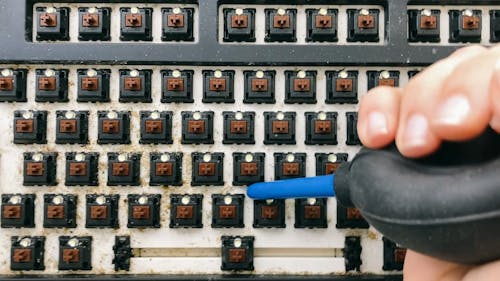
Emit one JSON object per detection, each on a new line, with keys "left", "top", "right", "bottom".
{"left": 366, "top": 111, "right": 389, "bottom": 137}
{"left": 434, "top": 95, "right": 471, "bottom": 126}
{"left": 404, "top": 114, "right": 429, "bottom": 148}
{"left": 491, "top": 115, "right": 500, "bottom": 129}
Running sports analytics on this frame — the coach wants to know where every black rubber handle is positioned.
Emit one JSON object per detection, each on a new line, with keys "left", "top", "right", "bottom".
{"left": 335, "top": 128, "right": 500, "bottom": 264}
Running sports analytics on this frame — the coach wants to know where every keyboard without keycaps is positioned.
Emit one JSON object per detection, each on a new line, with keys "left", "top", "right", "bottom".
{"left": 0, "top": 0, "right": 498, "bottom": 280}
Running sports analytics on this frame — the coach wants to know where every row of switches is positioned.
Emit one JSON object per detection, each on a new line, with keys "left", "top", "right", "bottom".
{"left": 10, "top": 235, "right": 394, "bottom": 272}
{"left": 0, "top": 68, "right": 406, "bottom": 103}
{"left": 13, "top": 111, "right": 360, "bottom": 146}
{"left": 2, "top": 193, "right": 368, "bottom": 229}
{"left": 20, "top": 151, "right": 349, "bottom": 186}
{"left": 36, "top": 6, "right": 194, "bottom": 41}
{"left": 224, "top": 8, "right": 380, "bottom": 43}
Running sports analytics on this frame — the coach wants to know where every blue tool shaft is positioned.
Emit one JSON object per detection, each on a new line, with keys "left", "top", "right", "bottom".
{"left": 247, "top": 174, "right": 335, "bottom": 199}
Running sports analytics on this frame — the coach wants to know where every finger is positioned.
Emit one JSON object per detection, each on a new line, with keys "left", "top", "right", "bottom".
{"left": 357, "top": 86, "right": 401, "bottom": 148}
{"left": 403, "top": 250, "right": 470, "bottom": 281}
{"left": 396, "top": 46, "right": 487, "bottom": 158}
{"left": 489, "top": 59, "right": 500, "bottom": 132}
{"left": 430, "top": 46, "right": 500, "bottom": 140}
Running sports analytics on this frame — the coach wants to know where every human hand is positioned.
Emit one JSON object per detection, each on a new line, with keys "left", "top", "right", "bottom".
{"left": 357, "top": 45, "right": 500, "bottom": 280}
